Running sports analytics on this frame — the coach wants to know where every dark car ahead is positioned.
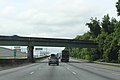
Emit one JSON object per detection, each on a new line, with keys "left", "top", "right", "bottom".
{"left": 48, "top": 54, "right": 59, "bottom": 66}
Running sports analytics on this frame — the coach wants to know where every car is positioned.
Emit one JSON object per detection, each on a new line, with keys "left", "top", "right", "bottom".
{"left": 48, "top": 54, "right": 59, "bottom": 66}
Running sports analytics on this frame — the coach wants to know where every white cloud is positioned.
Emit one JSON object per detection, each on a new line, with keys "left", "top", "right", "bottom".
{"left": 0, "top": 6, "right": 16, "bottom": 17}
{"left": 0, "top": 0, "right": 117, "bottom": 38}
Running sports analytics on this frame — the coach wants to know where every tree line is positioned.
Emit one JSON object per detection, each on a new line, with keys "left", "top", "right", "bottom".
{"left": 66, "top": 0, "right": 120, "bottom": 63}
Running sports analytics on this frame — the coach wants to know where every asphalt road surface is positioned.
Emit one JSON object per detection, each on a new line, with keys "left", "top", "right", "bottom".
{"left": 0, "top": 58, "right": 120, "bottom": 80}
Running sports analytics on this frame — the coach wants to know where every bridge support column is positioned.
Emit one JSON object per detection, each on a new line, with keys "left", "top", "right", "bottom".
{"left": 27, "top": 46, "right": 35, "bottom": 63}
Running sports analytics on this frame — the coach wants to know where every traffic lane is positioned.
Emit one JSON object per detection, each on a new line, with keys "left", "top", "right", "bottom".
{"left": 81, "top": 62, "right": 120, "bottom": 72}
{"left": 67, "top": 59, "right": 120, "bottom": 80}
{"left": 0, "top": 62, "right": 45, "bottom": 80}
{"left": 71, "top": 58, "right": 120, "bottom": 72}
{"left": 1, "top": 58, "right": 119, "bottom": 80}
{"left": 0, "top": 59, "right": 80, "bottom": 80}
{"left": 32, "top": 63, "right": 80, "bottom": 80}
{"left": 43, "top": 60, "right": 116, "bottom": 80}
{"left": 34, "top": 59, "right": 119, "bottom": 80}
{"left": 70, "top": 58, "right": 120, "bottom": 72}
{"left": 18, "top": 62, "right": 83, "bottom": 80}
{"left": 63, "top": 63, "right": 111, "bottom": 80}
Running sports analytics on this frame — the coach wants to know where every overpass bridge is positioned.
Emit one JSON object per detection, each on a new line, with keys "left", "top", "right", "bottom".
{"left": 0, "top": 35, "right": 98, "bottom": 62}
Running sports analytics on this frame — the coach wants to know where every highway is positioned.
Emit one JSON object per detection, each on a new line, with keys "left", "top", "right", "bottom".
{"left": 0, "top": 58, "right": 120, "bottom": 80}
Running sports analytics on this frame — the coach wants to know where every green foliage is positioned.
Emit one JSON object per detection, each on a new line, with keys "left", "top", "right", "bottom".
{"left": 75, "top": 32, "right": 92, "bottom": 40}
{"left": 101, "top": 14, "right": 117, "bottom": 34}
{"left": 67, "top": 14, "right": 120, "bottom": 63}
{"left": 86, "top": 17, "right": 101, "bottom": 38}
{"left": 67, "top": 1, "right": 120, "bottom": 63}
{"left": 116, "top": 0, "right": 120, "bottom": 16}
{"left": 85, "top": 55, "right": 90, "bottom": 60}
{"left": 118, "top": 50, "right": 120, "bottom": 62}
{"left": 101, "top": 14, "right": 110, "bottom": 32}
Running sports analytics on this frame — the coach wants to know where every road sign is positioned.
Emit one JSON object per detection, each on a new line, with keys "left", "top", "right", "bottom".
{"left": 13, "top": 49, "right": 16, "bottom": 57}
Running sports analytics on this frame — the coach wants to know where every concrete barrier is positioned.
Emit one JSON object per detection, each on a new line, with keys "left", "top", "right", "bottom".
{"left": 0, "top": 56, "right": 48, "bottom": 66}
{"left": 0, "top": 58, "right": 28, "bottom": 66}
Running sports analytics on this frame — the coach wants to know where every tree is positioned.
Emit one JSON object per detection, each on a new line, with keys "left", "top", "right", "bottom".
{"left": 116, "top": 0, "right": 120, "bottom": 16}
{"left": 86, "top": 17, "right": 101, "bottom": 38}
{"left": 101, "top": 14, "right": 111, "bottom": 33}
{"left": 114, "top": 21, "right": 120, "bottom": 62}
{"left": 96, "top": 32, "right": 108, "bottom": 59}
{"left": 101, "top": 14, "right": 117, "bottom": 34}
{"left": 67, "top": 9, "right": 120, "bottom": 63}
{"left": 109, "top": 18, "right": 117, "bottom": 33}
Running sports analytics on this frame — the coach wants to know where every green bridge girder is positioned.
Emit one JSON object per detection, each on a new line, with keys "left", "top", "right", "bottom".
{"left": 0, "top": 35, "right": 98, "bottom": 48}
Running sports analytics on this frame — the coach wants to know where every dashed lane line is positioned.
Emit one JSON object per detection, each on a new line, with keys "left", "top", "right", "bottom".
{"left": 30, "top": 72, "right": 34, "bottom": 74}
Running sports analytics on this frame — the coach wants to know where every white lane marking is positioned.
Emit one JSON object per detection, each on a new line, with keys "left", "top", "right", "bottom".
{"left": 67, "top": 67, "right": 70, "bottom": 70}
{"left": 72, "top": 72, "right": 76, "bottom": 75}
{"left": 30, "top": 72, "right": 34, "bottom": 74}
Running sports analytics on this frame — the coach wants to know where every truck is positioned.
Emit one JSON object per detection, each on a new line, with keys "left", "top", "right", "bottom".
{"left": 61, "top": 50, "right": 69, "bottom": 62}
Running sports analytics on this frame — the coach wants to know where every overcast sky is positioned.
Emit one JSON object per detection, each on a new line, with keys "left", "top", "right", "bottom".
{"left": 0, "top": 0, "right": 119, "bottom": 53}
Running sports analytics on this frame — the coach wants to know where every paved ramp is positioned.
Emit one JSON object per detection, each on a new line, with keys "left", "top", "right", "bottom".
{"left": 0, "top": 47, "right": 27, "bottom": 58}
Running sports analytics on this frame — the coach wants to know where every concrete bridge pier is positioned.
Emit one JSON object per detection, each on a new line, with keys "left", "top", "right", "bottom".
{"left": 27, "top": 46, "right": 35, "bottom": 63}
